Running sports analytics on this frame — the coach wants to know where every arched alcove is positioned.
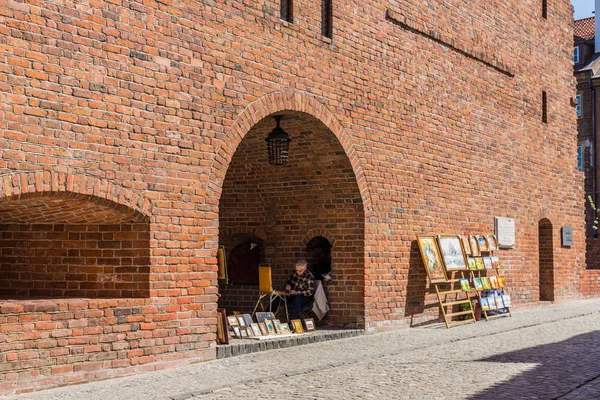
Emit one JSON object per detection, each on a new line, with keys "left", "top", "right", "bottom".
{"left": 217, "top": 110, "right": 365, "bottom": 327}
{"left": 0, "top": 192, "right": 150, "bottom": 298}
{"left": 539, "top": 218, "right": 554, "bottom": 302}
{"left": 306, "top": 236, "right": 332, "bottom": 280}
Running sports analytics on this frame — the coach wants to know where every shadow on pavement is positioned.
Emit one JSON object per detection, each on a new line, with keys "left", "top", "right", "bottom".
{"left": 469, "top": 330, "right": 600, "bottom": 399}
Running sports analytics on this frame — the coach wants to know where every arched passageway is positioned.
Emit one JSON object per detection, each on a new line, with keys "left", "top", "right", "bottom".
{"left": 217, "top": 111, "right": 365, "bottom": 327}
{"left": 539, "top": 218, "right": 554, "bottom": 302}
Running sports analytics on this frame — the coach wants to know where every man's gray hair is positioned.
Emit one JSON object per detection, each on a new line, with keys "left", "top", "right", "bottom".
{"left": 295, "top": 260, "right": 308, "bottom": 269}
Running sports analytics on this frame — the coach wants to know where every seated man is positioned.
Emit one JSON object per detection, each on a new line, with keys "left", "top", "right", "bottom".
{"left": 285, "top": 260, "right": 314, "bottom": 320}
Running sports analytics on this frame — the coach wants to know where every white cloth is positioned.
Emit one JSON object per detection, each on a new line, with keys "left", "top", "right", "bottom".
{"left": 312, "top": 280, "right": 330, "bottom": 320}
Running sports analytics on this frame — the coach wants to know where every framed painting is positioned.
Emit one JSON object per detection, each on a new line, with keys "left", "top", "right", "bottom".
{"left": 217, "top": 245, "right": 229, "bottom": 284}
{"left": 273, "top": 319, "right": 283, "bottom": 334}
{"left": 232, "top": 326, "right": 241, "bottom": 338}
{"left": 486, "top": 235, "right": 498, "bottom": 252}
{"left": 216, "top": 308, "right": 229, "bottom": 345}
{"left": 497, "top": 275, "right": 506, "bottom": 288}
{"left": 303, "top": 318, "right": 316, "bottom": 332}
{"left": 469, "top": 235, "right": 481, "bottom": 256}
{"left": 467, "top": 257, "right": 477, "bottom": 271}
{"left": 291, "top": 319, "right": 304, "bottom": 334}
{"left": 459, "top": 235, "right": 471, "bottom": 256}
{"left": 251, "top": 323, "right": 262, "bottom": 337}
{"left": 416, "top": 236, "right": 447, "bottom": 282}
{"left": 265, "top": 319, "right": 276, "bottom": 335}
{"left": 236, "top": 315, "right": 247, "bottom": 328}
{"left": 258, "top": 322, "right": 269, "bottom": 336}
{"left": 483, "top": 257, "right": 493, "bottom": 269}
{"left": 242, "top": 314, "right": 254, "bottom": 327}
{"left": 255, "top": 312, "right": 276, "bottom": 324}
{"left": 280, "top": 323, "right": 291, "bottom": 334}
{"left": 227, "top": 315, "right": 239, "bottom": 327}
{"left": 491, "top": 256, "right": 500, "bottom": 269}
{"left": 475, "top": 257, "right": 485, "bottom": 270}
{"left": 437, "top": 235, "right": 468, "bottom": 271}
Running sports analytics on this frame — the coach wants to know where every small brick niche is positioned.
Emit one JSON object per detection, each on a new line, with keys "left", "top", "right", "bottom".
{"left": 0, "top": 193, "right": 150, "bottom": 299}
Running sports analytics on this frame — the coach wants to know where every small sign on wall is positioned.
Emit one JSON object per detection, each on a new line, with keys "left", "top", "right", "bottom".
{"left": 562, "top": 226, "right": 574, "bottom": 247}
{"left": 495, "top": 217, "right": 515, "bottom": 249}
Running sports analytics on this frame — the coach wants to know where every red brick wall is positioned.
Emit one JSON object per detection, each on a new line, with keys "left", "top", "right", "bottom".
{"left": 0, "top": 0, "right": 589, "bottom": 394}
{"left": 0, "top": 223, "right": 150, "bottom": 298}
{"left": 218, "top": 113, "right": 365, "bottom": 327}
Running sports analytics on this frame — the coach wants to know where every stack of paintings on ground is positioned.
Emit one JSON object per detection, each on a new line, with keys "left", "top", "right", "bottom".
{"left": 216, "top": 309, "right": 316, "bottom": 344}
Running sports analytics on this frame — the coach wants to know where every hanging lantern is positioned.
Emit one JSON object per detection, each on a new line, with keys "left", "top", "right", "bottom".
{"left": 265, "top": 115, "right": 292, "bottom": 165}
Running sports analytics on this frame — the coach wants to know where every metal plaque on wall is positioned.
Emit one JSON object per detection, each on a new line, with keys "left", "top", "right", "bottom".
{"left": 562, "top": 226, "right": 573, "bottom": 247}
{"left": 495, "top": 217, "right": 515, "bottom": 249}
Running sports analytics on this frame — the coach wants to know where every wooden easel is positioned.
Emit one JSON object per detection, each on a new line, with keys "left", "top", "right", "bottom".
{"left": 431, "top": 271, "right": 476, "bottom": 328}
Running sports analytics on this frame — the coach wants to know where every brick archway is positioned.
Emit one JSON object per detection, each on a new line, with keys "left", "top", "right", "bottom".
{"left": 302, "top": 229, "right": 336, "bottom": 247}
{"left": 0, "top": 171, "right": 153, "bottom": 218}
{"left": 215, "top": 96, "right": 367, "bottom": 327}
{"left": 206, "top": 90, "right": 371, "bottom": 214}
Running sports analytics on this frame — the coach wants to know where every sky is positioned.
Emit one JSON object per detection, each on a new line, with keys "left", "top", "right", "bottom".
{"left": 572, "top": 0, "right": 594, "bottom": 20}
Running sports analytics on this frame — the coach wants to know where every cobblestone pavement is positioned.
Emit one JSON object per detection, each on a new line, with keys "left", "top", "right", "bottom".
{"left": 8, "top": 299, "right": 600, "bottom": 400}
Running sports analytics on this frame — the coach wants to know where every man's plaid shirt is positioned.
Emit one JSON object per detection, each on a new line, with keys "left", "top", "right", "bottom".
{"left": 287, "top": 270, "right": 314, "bottom": 296}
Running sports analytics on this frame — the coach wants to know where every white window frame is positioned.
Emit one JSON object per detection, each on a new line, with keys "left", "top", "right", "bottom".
{"left": 576, "top": 94, "right": 582, "bottom": 118}
{"left": 574, "top": 46, "right": 580, "bottom": 64}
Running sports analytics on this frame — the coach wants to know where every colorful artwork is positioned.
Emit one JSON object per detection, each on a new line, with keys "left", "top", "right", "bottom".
{"left": 478, "top": 236, "right": 490, "bottom": 252}
{"left": 280, "top": 323, "right": 291, "bottom": 334}
{"left": 483, "top": 257, "right": 493, "bottom": 269}
{"left": 502, "top": 294, "right": 512, "bottom": 307}
{"left": 459, "top": 278, "right": 471, "bottom": 292}
{"left": 487, "top": 296, "right": 497, "bottom": 310}
{"left": 303, "top": 318, "right": 316, "bottom": 332}
{"left": 475, "top": 258, "right": 485, "bottom": 270}
{"left": 273, "top": 319, "right": 283, "bottom": 334}
{"left": 482, "top": 277, "right": 492, "bottom": 290}
{"left": 473, "top": 278, "right": 483, "bottom": 291}
{"left": 480, "top": 298, "right": 490, "bottom": 311}
{"left": 489, "top": 276, "right": 498, "bottom": 289}
{"left": 497, "top": 275, "right": 506, "bottom": 288}
{"left": 438, "top": 235, "right": 468, "bottom": 271}
{"left": 491, "top": 256, "right": 500, "bottom": 269}
{"left": 467, "top": 258, "right": 478, "bottom": 270}
{"left": 291, "top": 319, "right": 304, "bottom": 334}
{"left": 417, "top": 236, "right": 447, "bottom": 281}
{"left": 265, "top": 319, "right": 276, "bottom": 335}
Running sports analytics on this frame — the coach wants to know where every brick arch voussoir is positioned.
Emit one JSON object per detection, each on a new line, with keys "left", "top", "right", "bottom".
{"left": 537, "top": 206, "right": 552, "bottom": 224}
{"left": 207, "top": 90, "right": 372, "bottom": 215}
{"left": 302, "top": 229, "right": 337, "bottom": 247}
{"left": 0, "top": 171, "right": 153, "bottom": 220}
{"left": 221, "top": 227, "right": 269, "bottom": 243}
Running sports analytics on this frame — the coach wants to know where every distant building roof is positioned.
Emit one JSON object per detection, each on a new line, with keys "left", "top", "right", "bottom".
{"left": 575, "top": 17, "right": 595, "bottom": 44}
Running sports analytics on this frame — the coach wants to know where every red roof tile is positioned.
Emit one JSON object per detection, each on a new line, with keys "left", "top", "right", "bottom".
{"left": 575, "top": 17, "right": 595, "bottom": 42}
